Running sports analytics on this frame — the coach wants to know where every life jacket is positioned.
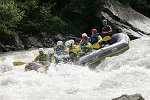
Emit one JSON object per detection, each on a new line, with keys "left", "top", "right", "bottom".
{"left": 81, "top": 40, "right": 88, "bottom": 46}
{"left": 34, "top": 53, "right": 48, "bottom": 65}
{"left": 37, "top": 54, "right": 49, "bottom": 65}
{"left": 63, "top": 47, "right": 69, "bottom": 55}
{"left": 36, "top": 54, "right": 48, "bottom": 61}
{"left": 69, "top": 45, "right": 75, "bottom": 53}
{"left": 69, "top": 44, "right": 80, "bottom": 54}
{"left": 49, "top": 55, "right": 57, "bottom": 63}
{"left": 91, "top": 34, "right": 98, "bottom": 45}
{"left": 68, "top": 44, "right": 80, "bottom": 60}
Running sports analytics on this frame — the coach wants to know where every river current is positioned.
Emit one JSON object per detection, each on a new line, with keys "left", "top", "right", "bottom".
{"left": 0, "top": 37, "right": 150, "bottom": 100}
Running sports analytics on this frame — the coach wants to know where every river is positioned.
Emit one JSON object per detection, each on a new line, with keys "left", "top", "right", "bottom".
{"left": 0, "top": 37, "right": 150, "bottom": 100}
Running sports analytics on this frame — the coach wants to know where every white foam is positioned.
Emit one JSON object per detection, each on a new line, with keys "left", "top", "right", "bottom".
{"left": 0, "top": 38, "right": 150, "bottom": 100}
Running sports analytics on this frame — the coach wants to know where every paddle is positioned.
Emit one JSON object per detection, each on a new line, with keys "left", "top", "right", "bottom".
{"left": 13, "top": 61, "right": 27, "bottom": 66}
{"left": 89, "top": 36, "right": 111, "bottom": 49}
{"left": 13, "top": 61, "right": 50, "bottom": 66}
{"left": 102, "top": 36, "right": 111, "bottom": 42}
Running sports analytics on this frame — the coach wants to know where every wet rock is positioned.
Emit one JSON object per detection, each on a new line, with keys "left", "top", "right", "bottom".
{"left": 40, "top": 32, "right": 47, "bottom": 37}
{"left": 20, "top": 32, "right": 55, "bottom": 49}
{"left": 0, "top": 42, "right": 7, "bottom": 52}
{"left": 65, "top": 35, "right": 81, "bottom": 43}
{"left": 38, "top": 32, "right": 55, "bottom": 47}
{"left": 28, "top": 37, "right": 42, "bottom": 47}
{"left": 112, "top": 93, "right": 145, "bottom": 100}
{"left": 42, "top": 38, "right": 54, "bottom": 48}
{"left": 0, "top": 34, "right": 24, "bottom": 52}
{"left": 53, "top": 34, "right": 65, "bottom": 42}
{"left": 97, "top": 0, "right": 150, "bottom": 39}
{"left": 22, "top": 36, "right": 43, "bottom": 49}
{"left": 13, "top": 35, "right": 24, "bottom": 50}
{"left": 5, "top": 45, "right": 15, "bottom": 51}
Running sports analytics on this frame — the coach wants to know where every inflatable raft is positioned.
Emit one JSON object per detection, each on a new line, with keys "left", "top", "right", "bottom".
{"left": 76, "top": 33, "right": 130, "bottom": 67}
{"left": 25, "top": 62, "right": 46, "bottom": 73}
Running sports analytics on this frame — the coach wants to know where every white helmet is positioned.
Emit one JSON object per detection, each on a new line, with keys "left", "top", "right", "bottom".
{"left": 57, "top": 41, "right": 63, "bottom": 46}
{"left": 38, "top": 48, "right": 44, "bottom": 52}
{"left": 49, "top": 48, "right": 54, "bottom": 54}
{"left": 69, "top": 39, "right": 75, "bottom": 44}
{"left": 65, "top": 41, "right": 71, "bottom": 47}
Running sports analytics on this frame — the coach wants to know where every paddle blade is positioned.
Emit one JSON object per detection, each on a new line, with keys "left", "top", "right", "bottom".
{"left": 102, "top": 36, "right": 111, "bottom": 42}
{"left": 13, "top": 62, "right": 26, "bottom": 66}
{"left": 92, "top": 43, "right": 100, "bottom": 49}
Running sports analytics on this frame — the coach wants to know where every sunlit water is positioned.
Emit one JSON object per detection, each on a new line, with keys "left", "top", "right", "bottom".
{"left": 0, "top": 37, "right": 150, "bottom": 100}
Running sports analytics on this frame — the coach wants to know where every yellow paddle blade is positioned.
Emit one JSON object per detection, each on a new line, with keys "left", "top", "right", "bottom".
{"left": 75, "top": 47, "right": 81, "bottom": 52}
{"left": 13, "top": 61, "right": 27, "bottom": 66}
{"left": 86, "top": 42, "right": 92, "bottom": 49}
{"left": 102, "top": 36, "right": 111, "bottom": 42}
{"left": 72, "top": 46, "right": 81, "bottom": 53}
{"left": 92, "top": 43, "right": 100, "bottom": 49}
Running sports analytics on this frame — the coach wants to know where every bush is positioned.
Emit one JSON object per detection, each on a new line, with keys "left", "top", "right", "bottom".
{"left": 0, "top": 0, "right": 24, "bottom": 35}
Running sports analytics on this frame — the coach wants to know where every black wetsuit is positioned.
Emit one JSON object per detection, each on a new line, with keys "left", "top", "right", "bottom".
{"left": 101, "top": 25, "right": 112, "bottom": 45}
{"left": 101, "top": 25, "right": 112, "bottom": 38}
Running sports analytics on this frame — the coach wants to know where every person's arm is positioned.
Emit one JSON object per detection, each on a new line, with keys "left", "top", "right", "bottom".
{"left": 88, "top": 37, "right": 91, "bottom": 42}
{"left": 53, "top": 46, "right": 56, "bottom": 51}
{"left": 101, "top": 27, "right": 105, "bottom": 34}
{"left": 107, "top": 26, "right": 112, "bottom": 34}
{"left": 34, "top": 55, "right": 39, "bottom": 62}
{"left": 79, "top": 40, "right": 82, "bottom": 46}
{"left": 45, "top": 54, "right": 49, "bottom": 61}
{"left": 98, "top": 35, "right": 103, "bottom": 43}
{"left": 101, "top": 26, "right": 112, "bottom": 34}
{"left": 87, "top": 42, "right": 92, "bottom": 49}
{"left": 102, "top": 30, "right": 112, "bottom": 34}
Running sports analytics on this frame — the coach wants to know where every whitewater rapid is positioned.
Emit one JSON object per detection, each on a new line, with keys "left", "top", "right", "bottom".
{"left": 0, "top": 37, "right": 150, "bottom": 100}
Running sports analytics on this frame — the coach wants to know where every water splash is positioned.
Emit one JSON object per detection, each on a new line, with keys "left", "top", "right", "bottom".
{"left": 0, "top": 38, "right": 150, "bottom": 100}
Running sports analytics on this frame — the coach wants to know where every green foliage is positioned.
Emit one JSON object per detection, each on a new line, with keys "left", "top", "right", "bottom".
{"left": 0, "top": 0, "right": 149, "bottom": 39}
{"left": 16, "top": 0, "right": 70, "bottom": 36}
{"left": 16, "top": 1, "right": 53, "bottom": 35}
{"left": 15, "top": 0, "right": 38, "bottom": 10}
{"left": 59, "top": 0, "right": 102, "bottom": 35}
{"left": 0, "top": 0, "right": 24, "bottom": 35}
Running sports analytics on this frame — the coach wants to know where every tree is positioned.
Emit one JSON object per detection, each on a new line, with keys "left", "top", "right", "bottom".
{"left": 0, "top": 0, "right": 24, "bottom": 35}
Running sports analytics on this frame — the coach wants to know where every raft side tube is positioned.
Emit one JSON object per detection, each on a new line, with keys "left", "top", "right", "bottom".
{"left": 76, "top": 33, "right": 130, "bottom": 66}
